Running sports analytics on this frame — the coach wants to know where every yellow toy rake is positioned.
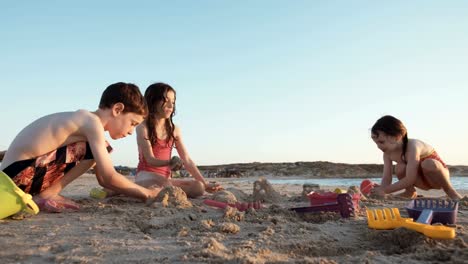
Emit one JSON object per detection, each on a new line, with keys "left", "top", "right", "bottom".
{"left": 366, "top": 207, "right": 455, "bottom": 240}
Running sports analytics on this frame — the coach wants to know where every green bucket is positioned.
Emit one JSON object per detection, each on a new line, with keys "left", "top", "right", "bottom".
{"left": 0, "top": 171, "right": 39, "bottom": 219}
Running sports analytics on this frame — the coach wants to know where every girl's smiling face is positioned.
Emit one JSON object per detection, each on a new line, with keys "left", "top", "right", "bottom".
{"left": 158, "top": 90, "right": 175, "bottom": 119}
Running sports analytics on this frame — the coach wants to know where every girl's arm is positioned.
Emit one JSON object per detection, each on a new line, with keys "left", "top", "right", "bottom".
{"left": 173, "top": 126, "right": 207, "bottom": 185}
{"left": 383, "top": 142, "right": 420, "bottom": 194}
{"left": 136, "top": 124, "right": 171, "bottom": 167}
{"left": 380, "top": 153, "right": 393, "bottom": 187}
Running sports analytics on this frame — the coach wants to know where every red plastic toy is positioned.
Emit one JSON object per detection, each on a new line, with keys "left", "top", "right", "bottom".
{"left": 292, "top": 193, "right": 356, "bottom": 218}
{"left": 360, "top": 179, "right": 378, "bottom": 195}
{"left": 307, "top": 191, "right": 361, "bottom": 211}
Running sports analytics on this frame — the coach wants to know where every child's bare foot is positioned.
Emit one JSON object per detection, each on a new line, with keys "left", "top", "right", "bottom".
{"left": 33, "top": 195, "right": 80, "bottom": 213}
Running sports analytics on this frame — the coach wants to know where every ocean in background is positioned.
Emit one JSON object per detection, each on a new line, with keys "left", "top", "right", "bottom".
{"left": 1, "top": 159, "right": 466, "bottom": 190}
{"left": 238, "top": 176, "right": 468, "bottom": 190}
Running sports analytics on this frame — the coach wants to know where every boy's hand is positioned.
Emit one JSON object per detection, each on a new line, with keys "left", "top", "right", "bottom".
{"left": 145, "top": 185, "right": 162, "bottom": 204}
{"left": 205, "top": 181, "right": 223, "bottom": 193}
{"left": 169, "top": 156, "right": 183, "bottom": 171}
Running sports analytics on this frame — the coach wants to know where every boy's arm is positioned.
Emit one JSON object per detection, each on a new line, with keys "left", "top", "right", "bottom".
{"left": 383, "top": 144, "right": 420, "bottom": 194}
{"left": 136, "top": 124, "right": 171, "bottom": 167}
{"left": 84, "top": 118, "right": 158, "bottom": 200}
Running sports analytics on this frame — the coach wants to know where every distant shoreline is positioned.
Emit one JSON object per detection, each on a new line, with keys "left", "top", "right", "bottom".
{"left": 111, "top": 161, "right": 468, "bottom": 177}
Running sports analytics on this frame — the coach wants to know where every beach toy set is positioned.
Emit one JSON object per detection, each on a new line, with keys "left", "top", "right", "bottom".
{"left": 291, "top": 193, "right": 356, "bottom": 218}
{"left": 405, "top": 198, "right": 458, "bottom": 225}
{"left": 203, "top": 199, "right": 262, "bottom": 212}
{"left": 0, "top": 171, "right": 39, "bottom": 219}
{"left": 307, "top": 191, "right": 361, "bottom": 211}
{"left": 366, "top": 207, "right": 456, "bottom": 239}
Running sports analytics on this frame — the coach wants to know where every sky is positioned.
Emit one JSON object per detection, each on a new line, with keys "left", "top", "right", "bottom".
{"left": 1, "top": 1, "right": 467, "bottom": 167}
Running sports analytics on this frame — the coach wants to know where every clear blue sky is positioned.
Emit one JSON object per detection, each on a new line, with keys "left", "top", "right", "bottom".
{"left": 1, "top": 1, "right": 467, "bottom": 166}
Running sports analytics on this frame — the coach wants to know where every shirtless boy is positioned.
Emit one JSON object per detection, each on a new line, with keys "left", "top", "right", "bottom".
{"left": 0, "top": 82, "right": 161, "bottom": 212}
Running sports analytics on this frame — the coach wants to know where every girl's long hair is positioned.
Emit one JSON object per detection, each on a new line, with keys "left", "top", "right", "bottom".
{"left": 371, "top": 115, "right": 408, "bottom": 162}
{"left": 144, "top": 83, "right": 176, "bottom": 147}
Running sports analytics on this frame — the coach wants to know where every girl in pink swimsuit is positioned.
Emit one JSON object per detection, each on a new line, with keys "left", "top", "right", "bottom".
{"left": 135, "top": 83, "right": 222, "bottom": 198}
{"left": 370, "top": 115, "right": 461, "bottom": 199}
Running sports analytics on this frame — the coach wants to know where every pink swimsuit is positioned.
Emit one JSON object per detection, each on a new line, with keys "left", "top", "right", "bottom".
{"left": 137, "top": 138, "right": 173, "bottom": 178}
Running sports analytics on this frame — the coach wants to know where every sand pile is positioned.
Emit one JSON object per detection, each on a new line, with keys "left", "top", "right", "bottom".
{"left": 149, "top": 186, "right": 192, "bottom": 208}
{"left": 253, "top": 177, "right": 282, "bottom": 203}
{"left": 211, "top": 190, "right": 238, "bottom": 204}
{"left": 459, "top": 196, "right": 468, "bottom": 210}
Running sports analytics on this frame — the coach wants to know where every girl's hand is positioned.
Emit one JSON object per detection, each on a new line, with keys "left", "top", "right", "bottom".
{"left": 205, "top": 181, "right": 223, "bottom": 193}
{"left": 169, "top": 156, "right": 183, "bottom": 171}
{"left": 371, "top": 186, "right": 386, "bottom": 197}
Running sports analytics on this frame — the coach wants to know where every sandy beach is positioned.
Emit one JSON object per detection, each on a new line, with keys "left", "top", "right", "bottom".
{"left": 1, "top": 173, "right": 467, "bottom": 264}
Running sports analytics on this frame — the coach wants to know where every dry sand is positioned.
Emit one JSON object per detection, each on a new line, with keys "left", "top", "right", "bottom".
{"left": 1, "top": 174, "right": 467, "bottom": 264}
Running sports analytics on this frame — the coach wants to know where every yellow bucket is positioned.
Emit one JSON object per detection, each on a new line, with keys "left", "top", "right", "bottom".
{"left": 0, "top": 171, "right": 39, "bottom": 219}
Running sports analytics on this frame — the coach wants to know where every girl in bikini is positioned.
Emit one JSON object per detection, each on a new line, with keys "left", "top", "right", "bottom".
{"left": 135, "top": 82, "right": 222, "bottom": 198}
{"left": 370, "top": 115, "right": 461, "bottom": 200}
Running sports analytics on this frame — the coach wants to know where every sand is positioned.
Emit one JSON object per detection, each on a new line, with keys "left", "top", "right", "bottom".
{"left": 1, "top": 173, "right": 467, "bottom": 263}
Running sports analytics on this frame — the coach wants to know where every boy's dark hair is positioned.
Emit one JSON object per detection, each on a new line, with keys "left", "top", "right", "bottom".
{"left": 371, "top": 115, "right": 408, "bottom": 162}
{"left": 144, "top": 82, "right": 176, "bottom": 146}
{"left": 99, "top": 82, "right": 148, "bottom": 117}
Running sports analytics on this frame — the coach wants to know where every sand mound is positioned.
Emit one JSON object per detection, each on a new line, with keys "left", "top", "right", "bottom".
{"left": 223, "top": 206, "right": 245, "bottom": 221}
{"left": 211, "top": 190, "right": 238, "bottom": 204}
{"left": 253, "top": 177, "right": 282, "bottom": 203}
{"left": 219, "top": 222, "right": 240, "bottom": 234}
{"left": 225, "top": 187, "right": 250, "bottom": 202}
{"left": 150, "top": 186, "right": 192, "bottom": 208}
{"left": 459, "top": 196, "right": 468, "bottom": 210}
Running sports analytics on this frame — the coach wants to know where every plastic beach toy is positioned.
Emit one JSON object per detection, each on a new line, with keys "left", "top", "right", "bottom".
{"left": 406, "top": 198, "right": 459, "bottom": 225}
{"left": 366, "top": 207, "right": 455, "bottom": 239}
{"left": 0, "top": 171, "right": 39, "bottom": 219}
{"left": 292, "top": 193, "right": 356, "bottom": 218}
{"left": 360, "top": 179, "right": 378, "bottom": 195}
{"left": 203, "top": 199, "right": 262, "bottom": 212}
{"left": 89, "top": 187, "right": 107, "bottom": 199}
{"left": 334, "top": 188, "right": 347, "bottom": 194}
{"left": 308, "top": 191, "right": 361, "bottom": 211}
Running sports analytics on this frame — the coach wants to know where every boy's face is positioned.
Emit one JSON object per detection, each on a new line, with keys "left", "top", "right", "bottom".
{"left": 108, "top": 104, "right": 144, "bottom": 139}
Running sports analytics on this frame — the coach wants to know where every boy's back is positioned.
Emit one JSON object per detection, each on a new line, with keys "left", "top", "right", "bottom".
{"left": 1, "top": 110, "right": 95, "bottom": 169}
